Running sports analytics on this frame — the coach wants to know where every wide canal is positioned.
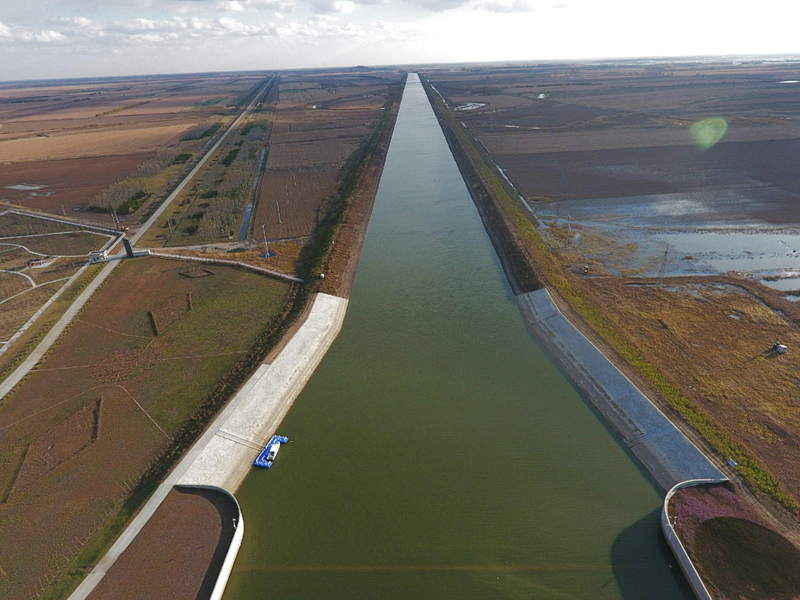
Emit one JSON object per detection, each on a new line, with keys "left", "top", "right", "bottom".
{"left": 225, "top": 74, "right": 691, "bottom": 600}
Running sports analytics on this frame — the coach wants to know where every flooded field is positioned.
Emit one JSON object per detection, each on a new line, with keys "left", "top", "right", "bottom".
{"left": 538, "top": 190, "right": 800, "bottom": 282}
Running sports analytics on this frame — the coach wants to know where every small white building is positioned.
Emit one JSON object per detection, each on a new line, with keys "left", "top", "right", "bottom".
{"left": 88, "top": 249, "right": 109, "bottom": 263}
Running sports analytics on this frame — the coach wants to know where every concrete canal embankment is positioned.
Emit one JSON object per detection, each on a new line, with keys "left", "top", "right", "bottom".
{"left": 517, "top": 288, "right": 725, "bottom": 491}
{"left": 68, "top": 292, "right": 348, "bottom": 600}
{"left": 177, "top": 292, "right": 348, "bottom": 492}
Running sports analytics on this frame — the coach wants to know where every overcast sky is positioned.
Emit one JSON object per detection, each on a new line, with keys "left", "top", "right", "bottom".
{"left": 1, "top": 0, "right": 799, "bottom": 80}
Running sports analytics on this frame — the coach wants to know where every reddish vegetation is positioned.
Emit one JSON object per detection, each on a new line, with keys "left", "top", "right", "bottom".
{"left": 87, "top": 487, "right": 237, "bottom": 600}
{"left": 670, "top": 484, "right": 800, "bottom": 600}
{"left": 670, "top": 484, "right": 763, "bottom": 550}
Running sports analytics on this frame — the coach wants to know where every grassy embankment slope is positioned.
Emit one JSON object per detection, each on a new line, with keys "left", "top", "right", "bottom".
{"left": 420, "top": 74, "right": 797, "bottom": 514}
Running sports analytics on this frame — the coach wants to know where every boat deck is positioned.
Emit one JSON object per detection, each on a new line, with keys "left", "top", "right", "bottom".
{"left": 254, "top": 435, "right": 289, "bottom": 468}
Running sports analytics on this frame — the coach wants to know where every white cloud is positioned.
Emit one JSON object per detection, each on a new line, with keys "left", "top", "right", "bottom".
{"left": 312, "top": 0, "right": 356, "bottom": 14}
{"left": 217, "top": 0, "right": 246, "bottom": 10}
{"left": 370, "top": 19, "right": 423, "bottom": 39}
{"left": 475, "top": 0, "right": 534, "bottom": 12}
{"left": 0, "top": 21, "right": 66, "bottom": 43}
{"left": 213, "top": 0, "right": 296, "bottom": 12}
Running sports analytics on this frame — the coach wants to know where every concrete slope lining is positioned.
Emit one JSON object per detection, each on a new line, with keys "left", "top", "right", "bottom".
{"left": 178, "top": 292, "right": 349, "bottom": 492}
{"left": 517, "top": 288, "right": 725, "bottom": 491}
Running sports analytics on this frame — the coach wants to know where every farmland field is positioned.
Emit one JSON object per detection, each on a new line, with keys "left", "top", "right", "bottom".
{"left": 255, "top": 167, "right": 338, "bottom": 239}
{"left": 0, "top": 257, "right": 290, "bottom": 600}
{"left": 252, "top": 71, "right": 404, "bottom": 242}
{"left": 0, "top": 72, "right": 271, "bottom": 221}
{"left": 0, "top": 155, "right": 153, "bottom": 215}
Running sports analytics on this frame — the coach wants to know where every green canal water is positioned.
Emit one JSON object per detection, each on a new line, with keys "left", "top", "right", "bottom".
{"left": 225, "top": 75, "right": 691, "bottom": 600}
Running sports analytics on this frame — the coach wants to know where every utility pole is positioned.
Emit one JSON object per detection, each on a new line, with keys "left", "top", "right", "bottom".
{"left": 61, "top": 204, "right": 66, "bottom": 217}
{"left": 565, "top": 215, "right": 572, "bottom": 247}
{"left": 275, "top": 200, "right": 282, "bottom": 225}
{"left": 660, "top": 243, "right": 670, "bottom": 282}
{"left": 261, "top": 224, "right": 270, "bottom": 258}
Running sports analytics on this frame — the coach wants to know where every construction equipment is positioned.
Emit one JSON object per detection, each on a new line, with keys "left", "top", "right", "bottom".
{"left": 112, "top": 210, "right": 129, "bottom": 232}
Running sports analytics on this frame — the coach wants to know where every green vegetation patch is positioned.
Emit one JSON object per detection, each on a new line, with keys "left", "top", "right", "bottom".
{"left": 170, "top": 153, "right": 192, "bottom": 165}
{"left": 221, "top": 148, "right": 240, "bottom": 166}
{"left": 117, "top": 189, "right": 150, "bottom": 214}
{"left": 199, "top": 122, "right": 222, "bottom": 138}
{"left": 241, "top": 120, "right": 267, "bottom": 136}
{"left": 694, "top": 517, "right": 800, "bottom": 599}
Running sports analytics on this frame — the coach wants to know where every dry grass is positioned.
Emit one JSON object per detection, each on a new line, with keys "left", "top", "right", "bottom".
{"left": 0, "top": 124, "right": 192, "bottom": 163}
{"left": 585, "top": 277, "right": 800, "bottom": 497}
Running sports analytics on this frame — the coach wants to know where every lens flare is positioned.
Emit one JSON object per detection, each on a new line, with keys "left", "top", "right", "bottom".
{"left": 690, "top": 117, "right": 728, "bottom": 150}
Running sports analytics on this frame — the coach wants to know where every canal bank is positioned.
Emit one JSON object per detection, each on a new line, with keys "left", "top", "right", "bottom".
{"left": 225, "top": 74, "right": 692, "bottom": 600}
{"left": 517, "top": 289, "right": 724, "bottom": 490}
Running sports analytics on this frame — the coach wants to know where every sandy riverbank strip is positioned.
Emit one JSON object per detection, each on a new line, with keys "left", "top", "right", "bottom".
{"left": 67, "top": 292, "right": 348, "bottom": 600}
{"left": 518, "top": 288, "right": 724, "bottom": 491}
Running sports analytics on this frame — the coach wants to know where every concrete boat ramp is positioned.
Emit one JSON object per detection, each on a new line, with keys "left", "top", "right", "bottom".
{"left": 517, "top": 288, "right": 724, "bottom": 491}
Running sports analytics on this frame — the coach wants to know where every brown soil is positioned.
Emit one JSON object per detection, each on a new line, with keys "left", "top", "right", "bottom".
{"left": 87, "top": 486, "right": 238, "bottom": 600}
{"left": 12, "top": 400, "right": 99, "bottom": 494}
{"left": 149, "top": 293, "right": 192, "bottom": 335}
{"left": 254, "top": 167, "right": 338, "bottom": 239}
